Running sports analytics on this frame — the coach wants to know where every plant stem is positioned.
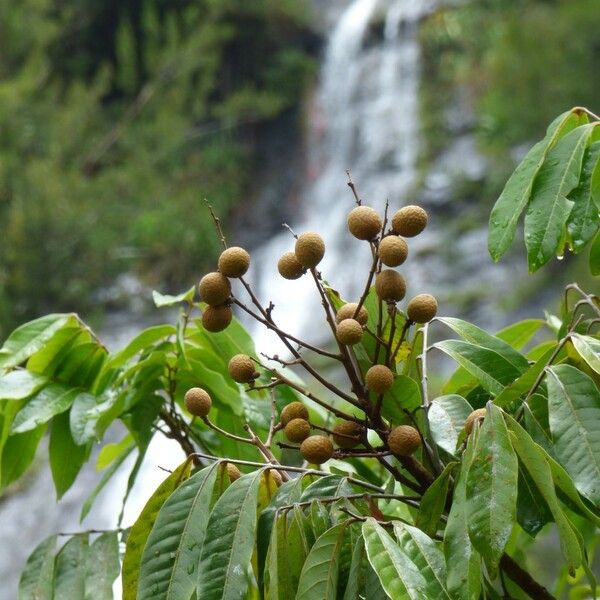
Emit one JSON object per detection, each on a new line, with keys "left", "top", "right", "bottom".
{"left": 500, "top": 554, "right": 557, "bottom": 600}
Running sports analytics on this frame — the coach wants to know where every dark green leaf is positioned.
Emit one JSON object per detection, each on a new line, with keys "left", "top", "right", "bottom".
{"left": 11, "top": 383, "right": 78, "bottom": 434}
{"left": 466, "top": 404, "right": 518, "bottom": 574}
{"left": 590, "top": 229, "right": 600, "bottom": 275}
{"left": 546, "top": 365, "right": 600, "bottom": 505}
{"left": 567, "top": 142, "right": 600, "bottom": 252}
{"left": 122, "top": 460, "right": 192, "bottom": 600}
{"left": 197, "top": 469, "right": 263, "bottom": 600}
{"left": 1, "top": 424, "right": 46, "bottom": 490}
{"left": 54, "top": 534, "right": 88, "bottom": 599}
{"left": 382, "top": 375, "right": 421, "bottom": 425}
{"left": 84, "top": 531, "right": 121, "bottom": 600}
{"left": 525, "top": 124, "right": 596, "bottom": 271}
{"left": 50, "top": 411, "right": 91, "bottom": 499}
{"left": 416, "top": 463, "right": 455, "bottom": 536}
{"left": 488, "top": 110, "right": 579, "bottom": 261}
{"left": 137, "top": 463, "right": 219, "bottom": 600}
{"left": 18, "top": 535, "right": 56, "bottom": 600}
{"left": 296, "top": 521, "right": 349, "bottom": 600}
{"left": 0, "top": 370, "right": 48, "bottom": 400}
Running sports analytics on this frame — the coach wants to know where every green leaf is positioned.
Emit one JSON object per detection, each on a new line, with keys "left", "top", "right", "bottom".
{"left": 197, "top": 469, "right": 263, "bottom": 600}
{"left": 54, "top": 534, "right": 88, "bottom": 599}
{"left": 137, "top": 463, "right": 219, "bottom": 600}
{"left": 466, "top": 404, "right": 518, "bottom": 574}
{"left": 525, "top": 124, "right": 596, "bottom": 271}
{"left": 392, "top": 522, "right": 451, "bottom": 599}
{"left": 546, "top": 364, "right": 600, "bottom": 505}
{"left": 437, "top": 318, "right": 530, "bottom": 373}
{"left": 444, "top": 429, "right": 481, "bottom": 600}
{"left": 152, "top": 286, "right": 195, "bottom": 308}
{"left": 0, "top": 314, "right": 75, "bottom": 369}
{"left": 505, "top": 416, "right": 582, "bottom": 569}
{"left": 300, "top": 474, "right": 354, "bottom": 502}
{"left": 296, "top": 522, "right": 349, "bottom": 600}
{"left": 590, "top": 229, "right": 600, "bottom": 275}
{"left": 50, "top": 411, "right": 91, "bottom": 499}
{"left": 434, "top": 340, "right": 520, "bottom": 395}
{"left": 488, "top": 110, "right": 579, "bottom": 261}
{"left": 382, "top": 375, "right": 421, "bottom": 425}
{"left": 362, "top": 518, "right": 428, "bottom": 600}
{"left": 567, "top": 141, "right": 600, "bottom": 252}
{"left": 571, "top": 333, "right": 600, "bottom": 375}
{"left": 495, "top": 319, "right": 545, "bottom": 350}
{"left": 11, "top": 383, "right": 79, "bottom": 434}
{"left": 416, "top": 463, "right": 455, "bottom": 536}
{"left": 428, "top": 394, "right": 472, "bottom": 455}
{"left": 0, "top": 370, "right": 48, "bottom": 400}
{"left": 1, "top": 424, "right": 46, "bottom": 490}
{"left": 69, "top": 391, "right": 120, "bottom": 445}
{"left": 122, "top": 459, "right": 192, "bottom": 600}
{"left": 96, "top": 433, "right": 134, "bottom": 471}
{"left": 342, "top": 537, "right": 367, "bottom": 600}
{"left": 18, "top": 535, "right": 56, "bottom": 600}
{"left": 516, "top": 467, "right": 552, "bottom": 536}
{"left": 84, "top": 531, "right": 121, "bottom": 600}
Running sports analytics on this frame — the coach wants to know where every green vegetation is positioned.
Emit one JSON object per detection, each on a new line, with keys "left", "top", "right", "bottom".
{"left": 1, "top": 107, "right": 599, "bottom": 598}
{"left": 0, "top": 0, "right": 316, "bottom": 336}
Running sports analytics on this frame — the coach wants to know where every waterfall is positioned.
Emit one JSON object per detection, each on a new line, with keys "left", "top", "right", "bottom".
{"left": 251, "top": 0, "right": 442, "bottom": 354}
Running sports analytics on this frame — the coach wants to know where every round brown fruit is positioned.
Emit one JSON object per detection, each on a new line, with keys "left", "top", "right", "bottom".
{"left": 465, "top": 408, "right": 487, "bottom": 434}
{"left": 300, "top": 435, "right": 334, "bottom": 464}
{"left": 278, "top": 252, "right": 305, "bottom": 280}
{"left": 218, "top": 246, "right": 250, "bottom": 278}
{"left": 335, "top": 303, "right": 369, "bottom": 326}
{"left": 388, "top": 425, "right": 421, "bottom": 456}
{"left": 336, "top": 318, "right": 363, "bottom": 345}
{"left": 184, "top": 387, "right": 212, "bottom": 417}
{"left": 407, "top": 293, "right": 438, "bottom": 324}
{"left": 199, "top": 272, "right": 231, "bottom": 306}
{"left": 391, "top": 205, "right": 428, "bottom": 237}
{"left": 365, "top": 365, "right": 394, "bottom": 394}
{"left": 295, "top": 232, "right": 325, "bottom": 268}
{"left": 284, "top": 418, "right": 311, "bottom": 443}
{"left": 265, "top": 469, "right": 282, "bottom": 487}
{"left": 378, "top": 236, "right": 408, "bottom": 267}
{"left": 280, "top": 402, "right": 309, "bottom": 426}
{"left": 347, "top": 206, "right": 382, "bottom": 240}
{"left": 228, "top": 354, "right": 258, "bottom": 383}
{"left": 332, "top": 421, "right": 363, "bottom": 449}
{"left": 202, "top": 305, "right": 233, "bottom": 332}
{"left": 225, "top": 462, "right": 241, "bottom": 482}
{"left": 375, "top": 269, "right": 406, "bottom": 302}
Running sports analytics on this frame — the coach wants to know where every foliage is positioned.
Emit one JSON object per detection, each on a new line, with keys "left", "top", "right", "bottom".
{"left": 0, "top": 0, "right": 316, "bottom": 336}
{"left": 2, "top": 109, "right": 600, "bottom": 599}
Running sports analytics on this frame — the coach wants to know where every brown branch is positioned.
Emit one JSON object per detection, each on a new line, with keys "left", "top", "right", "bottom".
{"left": 205, "top": 201, "right": 228, "bottom": 250}
{"left": 500, "top": 554, "right": 557, "bottom": 600}
{"left": 159, "top": 409, "right": 200, "bottom": 466}
{"left": 346, "top": 170, "right": 362, "bottom": 205}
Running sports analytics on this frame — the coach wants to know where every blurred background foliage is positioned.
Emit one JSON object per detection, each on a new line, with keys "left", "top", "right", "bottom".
{"left": 1, "top": 0, "right": 599, "bottom": 338}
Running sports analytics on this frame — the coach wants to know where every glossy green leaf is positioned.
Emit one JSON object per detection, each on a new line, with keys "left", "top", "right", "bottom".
{"left": 437, "top": 318, "right": 529, "bottom": 373}
{"left": 152, "top": 286, "right": 195, "bottom": 308}
{"left": 506, "top": 416, "right": 582, "bottom": 569}
{"left": 84, "top": 531, "right": 121, "bottom": 600}
{"left": 434, "top": 340, "right": 520, "bottom": 395}
{"left": 11, "top": 383, "right": 79, "bottom": 433}
{"left": 362, "top": 518, "right": 428, "bottom": 600}
{"left": 571, "top": 333, "right": 600, "bottom": 375}
{"left": 428, "top": 394, "right": 472, "bottom": 455}
{"left": 416, "top": 463, "right": 455, "bottom": 536}
{"left": 567, "top": 142, "right": 600, "bottom": 252}
{"left": 300, "top": 474, "right": 354, "bottom": 502}
{"left": 70, "top": 391, "right": 121, "bottom": 445}
{"left": 50, "top": 411, "right": 91, "bottom": 499}
{"left": 18, "top": 535, "right": 56, "bottom": 600}
{"left": 382, "top": 374, "right": 421, "bottom": 425}
{"left": 393, "top": 522, "right": 451, "bottom": 599}
{"left": 516, "top": 467, "right": 552, "bottom": 536}
{"left": 590, "top": 229, "right": 600, "bottom": 275}
{"left": 525, "top": 124, "right": 596, "bottom": 271}
{"left": 1, "top": 424, "right": 46, "bottom": 490}
{"left": 466, "top": 404, "right": 518, "bottom": 574}
{"left": 495, "top": 319, "right": 545, "bottom": 350}
{"left": 54, "top": 534, "right": 88, "bottom": 599}
{"left": 488, "top": 110, "right": 579, "bottom": 261}
{"left": 197, "top": 469, "right": 263, "bottom": 600}
{"left": 0, "top": 314, "right": 75, "bottom": 369}
{"left": 137, "top": 463, "right": 219, "bottom": 600}
{"left": 342, "top": 537, "right": 367, "bottom": 600}
{"left": 0, "top": 370, "right": 48, "bottom": 400}
{"left": 296, "top": 521, "right": 349, "bottom": 600}
{"left": 122, "top": 460, "right": 192, "bottom": 600}
{"left": 444, "top": 429, "right": 481, "bottom": 600}
{"left": 96, "top": 433, "right": 134, "bottom": 471}
{"left": 546, "top": 365, "right": 600, "bottom": 505}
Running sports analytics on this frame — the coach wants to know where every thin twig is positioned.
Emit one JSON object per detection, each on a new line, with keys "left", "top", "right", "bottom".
{"left": 346, "top": 170, "right": 362, "bottom": 205}
{"left": 205, "top": 201, "right": 228, "bottom": 249}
